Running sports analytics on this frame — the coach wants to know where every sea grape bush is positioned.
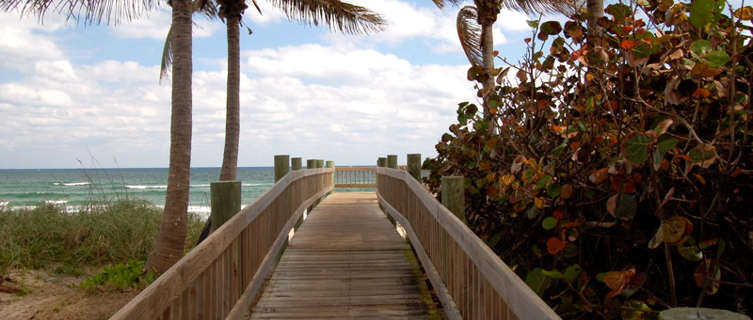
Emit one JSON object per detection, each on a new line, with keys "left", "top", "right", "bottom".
{"left": 424, "top": 0, "right": 753, "bottom": 318}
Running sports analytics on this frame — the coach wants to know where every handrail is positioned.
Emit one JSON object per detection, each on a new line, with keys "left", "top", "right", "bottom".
{"left": 111, "top": 168, "right": 334, "bottom": 320}
{"left": 334, "top": 167, "right": 376, "bottom": 188}
{"left": 377, "top": 167, "right": 560, "bottom": 320}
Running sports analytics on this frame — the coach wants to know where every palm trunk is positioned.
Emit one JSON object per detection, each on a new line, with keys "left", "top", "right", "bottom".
{"left": 219, "top": 16, "right": 240, "bottom": 181}
{"left": 587, "top": 0, "right": 604, "bottom": 38}
{"left": 146, "top": 0, "right": 192, "bottom": 274}
{"left": 480, "top": 21, "right": 495, "bottom": 133}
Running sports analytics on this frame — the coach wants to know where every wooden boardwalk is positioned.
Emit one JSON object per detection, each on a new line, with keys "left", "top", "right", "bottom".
{"left": 250, "top": 192, "right": 442, "bottom": 319}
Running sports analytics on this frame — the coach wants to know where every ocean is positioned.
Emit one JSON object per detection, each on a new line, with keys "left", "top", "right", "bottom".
{"left": 0, "top": 167, "right": 277, "bottom": 218}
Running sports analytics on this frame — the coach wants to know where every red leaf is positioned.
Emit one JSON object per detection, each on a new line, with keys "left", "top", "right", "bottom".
{"left": 546, "top": 237, "right": 566, "bottom": 255}
{"left": 604, "top": 268, "right": 636, "bottom": 299}
{"left": 620, "top": 40, "right": 635, "bottom": 50}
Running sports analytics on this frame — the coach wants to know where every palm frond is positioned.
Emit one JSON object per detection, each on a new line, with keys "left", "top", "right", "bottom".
{"left": 457, "top": 5, "right": 482, "bottom": 66}
{"left": 429, "top": 0, "right": 462, "bottom": 9}
{"left": 267, "top": 0, "right": 385, "bottom": 35}
{"left": 193, "top": 0, "right": 219, "bottom": 20}
{"left": 0, "top": 0, "right": 157, "bottom": 25}
{"left": 159, "top": 22, "right": 174, "bottom": 83}
{"left": 497, "top": 0, "right": 573, "bottom": 15}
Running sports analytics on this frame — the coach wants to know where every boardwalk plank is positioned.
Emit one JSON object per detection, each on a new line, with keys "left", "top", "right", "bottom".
{"left": 249, "top": 192, "right": 441, "bottom": 319}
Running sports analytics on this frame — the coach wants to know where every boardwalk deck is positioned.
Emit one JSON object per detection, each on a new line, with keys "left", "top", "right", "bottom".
{"left": 250, "top": 192, "right": 442, "bottom": 319}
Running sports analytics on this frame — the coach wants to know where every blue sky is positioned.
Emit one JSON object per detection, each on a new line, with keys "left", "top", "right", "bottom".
{"left": 0, "top": 0, "right": 552, "bottom": 168}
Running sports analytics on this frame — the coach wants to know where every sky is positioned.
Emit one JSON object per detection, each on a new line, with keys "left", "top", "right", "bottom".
{"left": 0, "top": 0, "right": 551, "bottom": 168}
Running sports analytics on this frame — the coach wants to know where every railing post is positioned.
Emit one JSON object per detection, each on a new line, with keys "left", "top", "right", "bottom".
{"left": 291, "top": 157, "right": 302, "bottom": 171}
{"left": 407, "top": 153, "right": 421, "bottom": 181}
{"left": 377, "top": 157, "right": 387, "bottom": 167}
{"left": 316, "top": 159, "right": 324, "bottom": 168}
{"left": 307, "top": 159, "right": 316, "bottom": 169}
{"left": 387, "top": 155, "right": 398, "bottom": 169}
{"left": 209, "top": 180, "right": 241, "bottom": 232}
{"left": 326, "top": 161, "right": 335, "bottom": 191}
{"left": 441, "top": 176, "right": 465, "bottom": 223}
{"left": 274, "top": 155, "right": 290, "bottom": 182}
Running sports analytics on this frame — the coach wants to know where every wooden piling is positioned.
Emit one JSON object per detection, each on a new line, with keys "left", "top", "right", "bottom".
{"left": 209, "top": 181, "right": 241, "bottom": 232}
{"left": 274, "top": 155, "right": 290, "bottom": 182}
{"left": 377, "top": 157, "right": 387, "bottom": 167}
{"left": 441, "top": 176, "right": 465, "bottom": 223}
{"left": 407, "top": 153, "right": 421, "bottom": 181}
{"left": 316, "top": 159, "right": 324, "bottom": 168}
{"left": 307, "top": 159, "right": 316, "bottom": 169}
{"left": 387, "top": 155, "right": 397, "bottom": 169}
{"left": 291, "top": 157, "right": 302, "bottom": 170}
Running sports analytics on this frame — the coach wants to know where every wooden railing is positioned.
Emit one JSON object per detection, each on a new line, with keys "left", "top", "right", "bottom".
{"left": 110, "top": 168, "right": 334, "bottom": 320}
{"left": 377, "top": 167, "right": 560, "bottom": 320}
{"left": 334, "top": 167, "right": 376, "bottom": 188}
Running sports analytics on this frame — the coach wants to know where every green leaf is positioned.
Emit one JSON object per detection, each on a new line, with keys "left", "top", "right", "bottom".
{"left": 527, "top": 20, "right": 540, "bottom": 28}
{"left": 706, "top": 50, "right": 730, "bottom": 67}
{"left": 605, "top": 3, "right": 632, "bottom": 21}
{"left": 540, "top": 21, "right": 562, "bottom": 35}
{"left": 547, "top": 183, "right": 562, "bottom": 198}
{"left": 690, "top": 0, "right": 723, "bottom": 29}
{"left": 615, "top": 194, "right": 638, "bottom": 220}
{"left": 541, "top": 269, "right": 565, "bottom": 279}
{"left": 624, "top": 134, "right": 651, "bottom": 165}
{"left": 653, "top": 137, "right": 678, "bottom": 170}
{"left": 596, "top": 272, "right": 607, "bottom": 282}
{"left": 525, "top": 268, "right": 551, "bottom": 296}
{"left": 678, "top": 245, "right": 704, "bottom": 261}
{"left": 536, "top": 175, "right": 552, "bottom": 189}
{"left": 542, "top": 216, "right": 559, "bottom": 230}
{"left": 690, "top": 40, "right": 713, "bottom": 57}
{"left": 632, "top": 42, "right": 653, "bottom": 58}
{"left": 564, "top": 264, "right": 582, "bottom": 283}
{"left": 526, "top": 207, "right": 539, "bottom": 219}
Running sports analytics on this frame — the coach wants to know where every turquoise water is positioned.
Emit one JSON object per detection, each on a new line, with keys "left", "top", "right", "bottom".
{"left": 0, "top": 167, "right": 276, "bottom": 216}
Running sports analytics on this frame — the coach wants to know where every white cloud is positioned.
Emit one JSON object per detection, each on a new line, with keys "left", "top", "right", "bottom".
{"left": 113, "top": 7, "right": 220, "bottom": 40}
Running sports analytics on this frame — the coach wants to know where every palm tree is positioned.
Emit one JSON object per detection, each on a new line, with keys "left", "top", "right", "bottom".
{"left": 215, "top": 0, "right": 384, "bottom": 181}
{"left": 0, "top": 0, "right": 193, "bottom": 275}
{"left": 435, "top": 0, "right": 567, "bottom": 129}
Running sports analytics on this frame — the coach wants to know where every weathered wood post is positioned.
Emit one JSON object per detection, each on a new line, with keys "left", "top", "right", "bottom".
{"left": 291, "top": 157, "right": 302, "bottom": 171}
{"left": 377, "top": 157, "right": 387, "bottom": 168}
{"left": 274, "top": 155, "right": 290, "bottom": 182}
{"left": 307, "top": 159, "right": 316, "bottom": 169}
{"left": 209, "top": 180, "right": 241, "bottom": 232}
{"left": 325, "top": 161, "right": 335, "bottom": 192}
{"left": 316, "top": 159, "right": 324, "bottom": 168}
{"left": 387, "top": 155, "right": 398, "bottom": 169}
{"left": 407, "top": 153, "right": 421, "bottom": 181}
{"left": 441, "top": 176, "right": 465, "bottom": 223}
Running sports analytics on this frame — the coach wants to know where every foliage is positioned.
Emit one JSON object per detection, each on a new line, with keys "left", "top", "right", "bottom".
{"left": 0, "top": 200, "right": 205, "bottom": 274}
{"left": 425, "top": 0, "right": 753, "bottom": 318}
{"left": 81, "top": 259, "right": 155, "bottom": 291}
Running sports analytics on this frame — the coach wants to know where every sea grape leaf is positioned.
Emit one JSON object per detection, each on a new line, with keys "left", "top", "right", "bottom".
{"left": 690, "top": 40, "right": 713, "bottom": 57}
{"left": 536, "top": 175, "right": 552, "bottom": 189}
{"left": 540, "top": 21, "right": 562, "bottom": 35}
{"left": 527, "top": 19, "right": 540, "bottom": 28}
{"left": 563, "top": 264, "right": 582, "bottom": 283}
{"left": 606, "top": 3, "right": 632, "bottom": 21}
{"left": 689, "top": 144, "right": 717, "bottom": 168}
{"left": 541, "top": 269, "right": 565, "bottom": 279}
{"left": 690, "top": 0, "right": 723, "bottom": 29}
{"left": 678, "top": 244, "right": 704, "bottom": 261}
{"left": 604, "top": 268, "right": 636, "bottom": 299}
{"left": 706, "top": 50, "right": 730, "bottom": 67}
{"left": 653, "top": 137, "right": 678, "bottom": 170}
{"left": 664, "top": 216, "right": 694, "bottom": 245}
{"left": 694, "top": 259, "right": 721, "bottom": 295}
{"left": 547, "top": 237, "right": 566, "bottom": 254}
{"left": 624, "top": 134, "right": 651, "bottom": 165}
{"left": 607, "top": 194, "right": 637, "bottom": 220}
{"left": 525, "top": 268, "right": 551, "bottom": 296}
{"left": 542, "top": 216, "right": 558, "bottom": 230}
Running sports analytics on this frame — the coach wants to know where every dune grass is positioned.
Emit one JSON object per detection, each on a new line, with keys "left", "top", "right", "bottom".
{"left": 0, "top": 200, "right": 204, "bottom": 277}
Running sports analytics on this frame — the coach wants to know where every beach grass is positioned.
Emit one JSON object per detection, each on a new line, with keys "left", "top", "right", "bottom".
{"left": 0, "top": 200, "right": 204, "bottom": 276}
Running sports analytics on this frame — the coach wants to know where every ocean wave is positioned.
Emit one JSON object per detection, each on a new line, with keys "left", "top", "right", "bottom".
{"left": 126, "top": 185, "right": 167, "bottom": 190}
{"left": 45, "top": 200, "right": 68, "bottom": 205}
{"left": 53, "top": 182, "right": 91, "bottom": 186}
{"left": 0, "top": 201, "right": 8, "bottom": 207}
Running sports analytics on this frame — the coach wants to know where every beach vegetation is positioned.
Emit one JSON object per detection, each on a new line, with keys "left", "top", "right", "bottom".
{"left": 425, "top": 0, "right": 753, "bottom": 317}
{"left": 0, "top": 200, "right": 204, "bottom": 284}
